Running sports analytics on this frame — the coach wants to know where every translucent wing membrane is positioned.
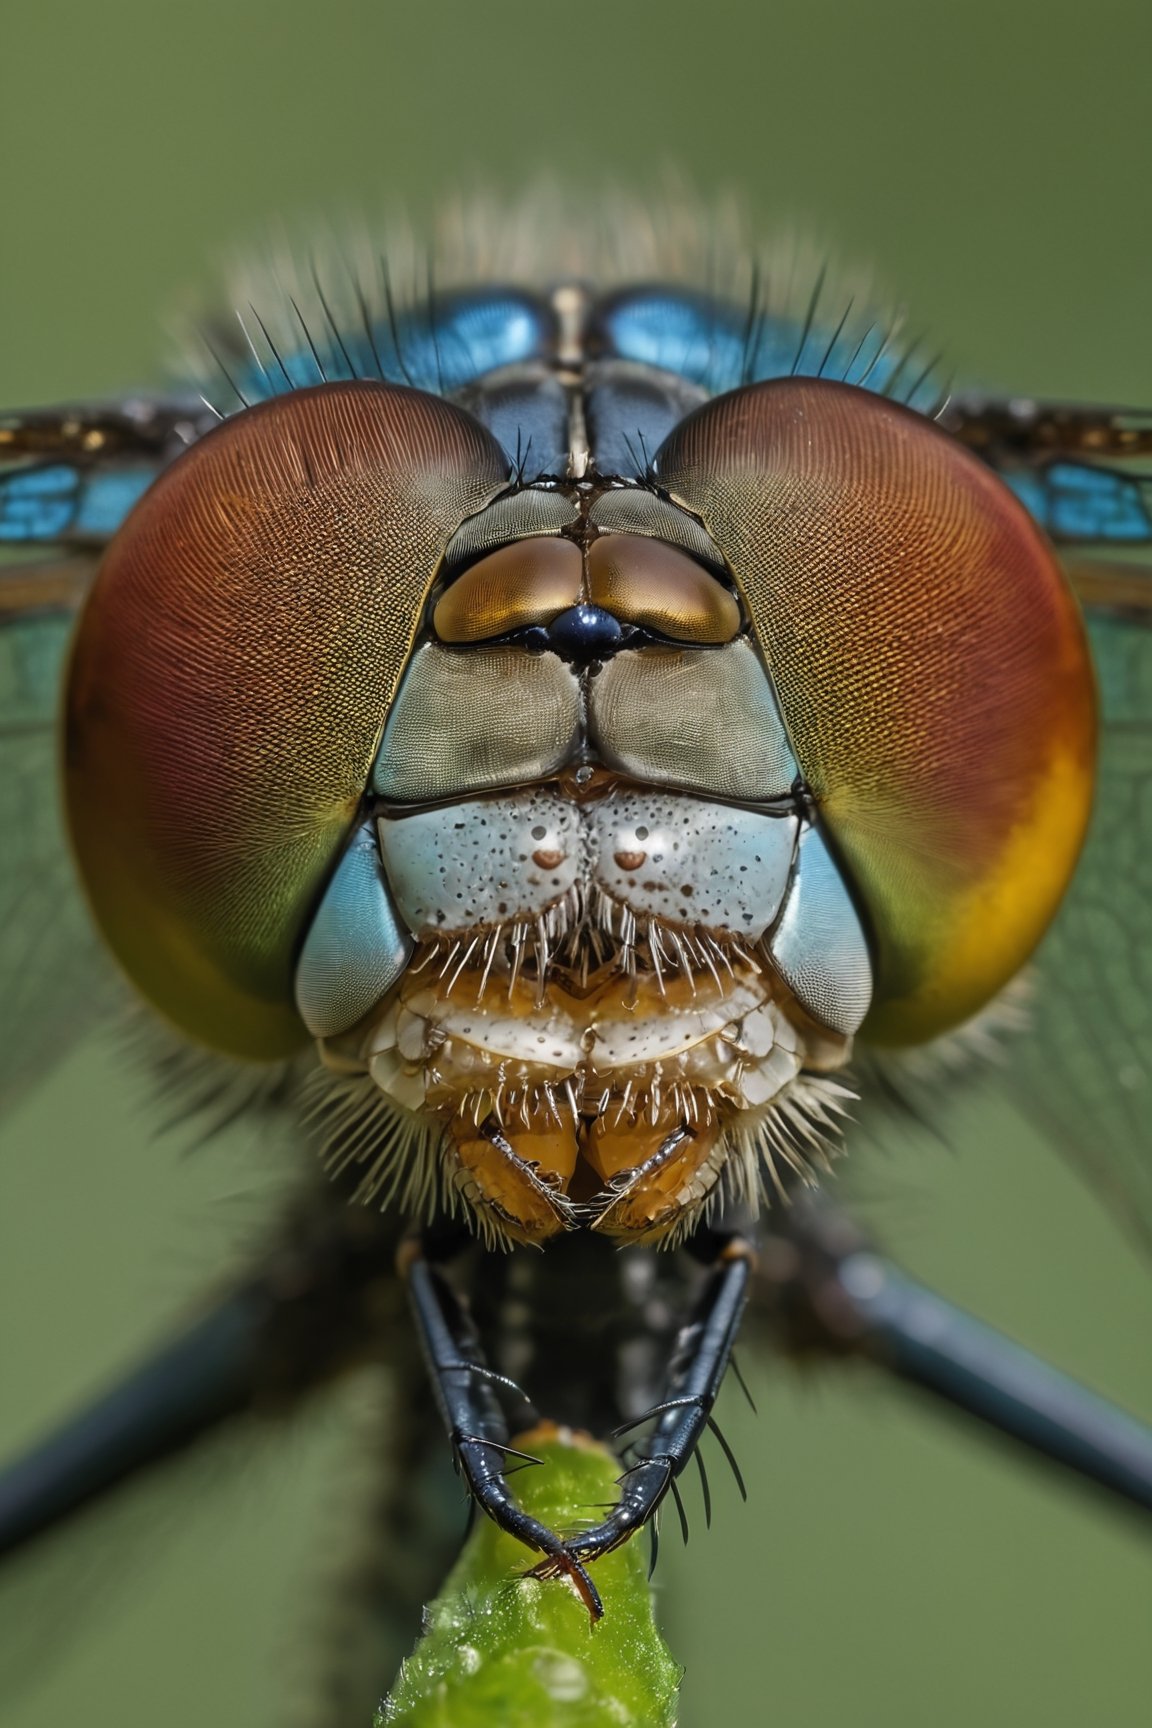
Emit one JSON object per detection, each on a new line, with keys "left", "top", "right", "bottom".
{"left": 0, "top": 402, "right": 210, "bottom": 1100}
{"left": 1006, "top": 610, "right": 1152, "bottom": 1252}
{"left": 941, "top": 395, "right": 1152, "bottom": 572}
{"left": 922, "top": 395, "right": 1152, "bottom": 1249}
{"left": 0, "top": 400, "right": 216, "bottom": 547}
{"left": 0, "top": 396, "right": 212, "bottom": 1051}
{"left": 0, "top": 1168, "right": 452, "bottom": 1726}
{"left": 0, "top": 568, "right": 117, "bottom": 1105}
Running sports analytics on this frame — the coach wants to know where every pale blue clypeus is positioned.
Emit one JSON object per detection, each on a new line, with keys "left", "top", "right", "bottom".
{"left": 294, "top": 821, "right": 413, "bottom": 1039}
{"left": 769, "top": 826, "right": 873, "bottom": 1037}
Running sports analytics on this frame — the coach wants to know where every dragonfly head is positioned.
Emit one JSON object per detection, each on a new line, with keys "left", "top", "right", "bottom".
{"left": 63, "top": 369, "right": 1096, "bottom": 1246}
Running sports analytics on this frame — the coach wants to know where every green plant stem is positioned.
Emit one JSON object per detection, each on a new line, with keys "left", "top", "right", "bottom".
{"left": 377, "top": 1424, "right": 681, "bottom": 1727}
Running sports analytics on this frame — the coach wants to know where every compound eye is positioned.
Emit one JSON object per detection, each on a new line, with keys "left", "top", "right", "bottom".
{"left": 66, "top": 381, "right": 509, "bottom": 1056}
{"left": 586, "top": 535, "right": 742, "bottom": 643}
{"left": 655, "top": 377, "right": 1097, "bottom": 1043}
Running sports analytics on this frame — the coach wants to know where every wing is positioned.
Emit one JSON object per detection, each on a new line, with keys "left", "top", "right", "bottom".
{"left": 928, "top": 396, "right": 1152, "bottom": 1251}
{"left": 1009, "top": 603, "right": 1152, "bottom": 1251}
{"left": 0, "top": 397, "right": 216, "bottom": 1108}
{"left": 0, "top": 555, "right": 120, "bottom": 1107}
{"left": 0, "top": 398, "right": 216, "bottom": 547}
{"left": 941, "top": 394, "right": 1152, "bottom": 531}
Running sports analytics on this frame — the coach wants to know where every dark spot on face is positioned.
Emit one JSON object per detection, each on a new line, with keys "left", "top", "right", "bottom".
{"left": 680, "top": 884, "right": 694, "bottom": 897}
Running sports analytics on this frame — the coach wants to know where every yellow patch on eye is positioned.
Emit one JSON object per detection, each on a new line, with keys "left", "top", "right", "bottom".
{"left": 860, "top": 742, "right": 1095, "bottom": 1044}
{"left": 657, "top": 376, "right": 1099, "bottom": 1045}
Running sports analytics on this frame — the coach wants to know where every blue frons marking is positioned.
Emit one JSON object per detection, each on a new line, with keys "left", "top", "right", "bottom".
{"left": 0, "top": 464, "right": 155, "bottom": 544}
{"left": 235, "top": 289, "right": 551, "bottom": 404}
{"left": 599, "top": 289, "right": 939, "bottom": 410}
{"left": 1007, "top": 463, "right": 1152, "bottom": 543}
{"left": 599, "top": 292, "right": 749, "bottom": 393}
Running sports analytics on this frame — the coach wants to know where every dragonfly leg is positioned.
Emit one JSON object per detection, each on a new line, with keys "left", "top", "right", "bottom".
{"left": 0, "top": 1184, "right": 404, "bottom": 1562}
{"left": 531, "top": 1228, "right": 755, "bottom": 1574}
{"left": 754, "top": 1199, "right": 1152, "bottom": 1517}
{"left": 399, "top": 1235, "right": 605, "bottom": 1618}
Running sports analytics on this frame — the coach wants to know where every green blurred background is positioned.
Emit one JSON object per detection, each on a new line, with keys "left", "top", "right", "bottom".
{"left": 1, "top": 2, "right": 1150, "bottom": 1724}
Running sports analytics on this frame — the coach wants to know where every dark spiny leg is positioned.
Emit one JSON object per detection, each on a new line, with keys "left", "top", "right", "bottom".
{"left": 399, "top": 1237, "right": 604, "bottom": 1617}
{"left": 534, "top": 1229, "right": 754, "bottom": 1572}
{"left": 0, "top": 1183, "right": 404, "bottom": 1561}
{"left": 756, "top": 1199, "right": 1152, "bottom": 1517}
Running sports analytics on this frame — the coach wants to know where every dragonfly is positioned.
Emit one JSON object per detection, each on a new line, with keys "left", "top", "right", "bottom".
{"left": 1, "top": 199, "right": 1150, "bottom": 1721}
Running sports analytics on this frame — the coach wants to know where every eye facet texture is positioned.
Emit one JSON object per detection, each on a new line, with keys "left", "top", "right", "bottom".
{"left": 656, "top": 378, "right": 1097, "bottom": 1042}
{"left": 585, "top": 536, "right": 743, "bottom": 643}
{"left": 66, "top": 382, "right": 509, "bottom": 1056}
{"left": 433, "top": 538, "right": 583, "bottom": 642}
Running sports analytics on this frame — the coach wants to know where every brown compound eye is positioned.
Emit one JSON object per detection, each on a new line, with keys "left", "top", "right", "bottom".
{"left": 432, "top": 538, "right": 582, "bottom": 642}
{"left": 65, "top": 379, "right": 510, "bottom": 1059}
{"left": 586, "top": 535, "right": 743, "bottom": 643}
{"left": 654, "top": 375, "right": 1098, "bottom": 1044}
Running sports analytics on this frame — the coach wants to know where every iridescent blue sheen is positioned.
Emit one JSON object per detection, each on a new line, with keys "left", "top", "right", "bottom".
{"left": 598, "top": 292, "right": 748, "bottom": 393}
{"left": 294, "top": 822, "right": 412, "bottom": 1039}
{"left": 597, "top": 290, "right": 940, "bottom": 410}
{"left": 235, "top": 289, "right": 551, "bottom": 404}
{"left": 0, "top": 465, "right": 156, "bottom": 543}
{"left": 769, "top": 826, "right": 873, "bottom": 1035}
{"left": 1006, "top": 463, "right": 1152, "bottom": 542}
